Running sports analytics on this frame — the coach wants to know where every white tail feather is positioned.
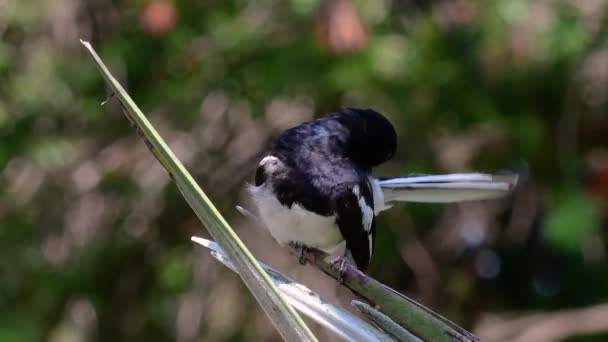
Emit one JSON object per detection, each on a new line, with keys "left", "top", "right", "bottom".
{"left": 375, "top": 173, "right": 517, "bottom": 208}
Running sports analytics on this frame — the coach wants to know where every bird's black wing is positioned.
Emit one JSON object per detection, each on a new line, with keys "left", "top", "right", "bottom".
{"left": 333, "top": 180, "right": 376, "bottom": 270}
{"left": 255, "top": 155, "right": 333, "bottom": 216}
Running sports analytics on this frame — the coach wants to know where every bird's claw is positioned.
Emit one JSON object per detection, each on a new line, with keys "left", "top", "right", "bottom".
{"left": 298, "top": 248, "right": 307, "bottom": 265}
{"left": 329, "top": 255, "right": 349, "bottom": 283}
{"left": 290, "top": 242, "right": 308, "bottom": 265}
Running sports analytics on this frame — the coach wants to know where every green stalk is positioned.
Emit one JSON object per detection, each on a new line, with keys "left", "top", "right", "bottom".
{"left": 80, "top": 40, "right": 316, "bottom": 341}
{"left": 351, "top": 300, "right": 420, "bottom": 342}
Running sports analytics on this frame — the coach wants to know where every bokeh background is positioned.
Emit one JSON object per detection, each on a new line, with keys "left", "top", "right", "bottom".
{"left": 2, "top": 0, "right": 608, "bottom": 341}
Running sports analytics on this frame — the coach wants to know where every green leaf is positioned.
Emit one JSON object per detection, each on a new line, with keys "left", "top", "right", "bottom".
{"left": 80, "top": 39, "right": 317, "bottom": 342}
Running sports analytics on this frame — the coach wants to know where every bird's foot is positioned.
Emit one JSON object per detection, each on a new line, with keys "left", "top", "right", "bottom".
{"left": 329, "top": 255, "right": 349, "bottom": 283}
{"left": 289, "top": 242, "right": 309, "bottom": 265}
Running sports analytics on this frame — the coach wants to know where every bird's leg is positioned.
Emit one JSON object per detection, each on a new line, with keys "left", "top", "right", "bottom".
{"left": 329, "top": 250, "right": 351, "bottom": 283}
{"left": 289, "top": 242, "right": 309, "bottom": 265}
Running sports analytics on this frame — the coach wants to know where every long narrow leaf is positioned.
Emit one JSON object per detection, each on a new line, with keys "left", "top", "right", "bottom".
{"left": 300, "top": 248, "right": 477, "bottom": 342}
{"left": 80, "top": 40, "right": 316, "bottom": 341}
{"left": 352, "top": 300, "right": 421, "bottom": 342}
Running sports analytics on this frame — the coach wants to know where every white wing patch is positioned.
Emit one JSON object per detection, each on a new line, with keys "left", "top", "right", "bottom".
{"left": 352, "top": 185, "right": 374, "bottom": 258}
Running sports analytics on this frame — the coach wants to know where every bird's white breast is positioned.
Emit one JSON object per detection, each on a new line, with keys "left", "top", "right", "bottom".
{"left": 249, "top": 183, "right": 345, "bottom": 255}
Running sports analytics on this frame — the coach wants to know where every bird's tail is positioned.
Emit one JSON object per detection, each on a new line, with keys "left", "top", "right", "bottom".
{"left": 372, "top": 173, "right": 518, "bottom": 212}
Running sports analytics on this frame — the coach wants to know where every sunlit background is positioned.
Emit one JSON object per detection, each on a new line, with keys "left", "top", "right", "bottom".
{"left": 1, "top": 0, "right": 608, "bottom": 341}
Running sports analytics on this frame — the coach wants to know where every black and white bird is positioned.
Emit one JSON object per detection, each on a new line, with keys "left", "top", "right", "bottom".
{"left": 249, "top": 108, "right": 517, "bottom": 271}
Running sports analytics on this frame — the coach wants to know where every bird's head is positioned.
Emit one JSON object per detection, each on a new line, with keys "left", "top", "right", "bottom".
{"left": 333, "top": 108, "right": 397, "bottom": 168}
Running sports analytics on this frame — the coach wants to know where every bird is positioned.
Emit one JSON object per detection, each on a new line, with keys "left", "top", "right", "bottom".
{"left": 249, "top": 108, "right": 517, "bottom": 272}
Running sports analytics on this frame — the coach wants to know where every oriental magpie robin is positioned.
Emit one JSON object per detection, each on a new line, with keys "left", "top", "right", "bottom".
{"left": 249, "top": 108, "right": 517, "bottom": 271}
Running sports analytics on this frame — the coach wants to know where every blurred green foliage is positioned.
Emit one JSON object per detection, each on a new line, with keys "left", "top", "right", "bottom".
{"left": 1, "top": 0, "right": 608, "bottom": 341}
{"left": 545, "top": 189, "right": 601, "bottom": 251}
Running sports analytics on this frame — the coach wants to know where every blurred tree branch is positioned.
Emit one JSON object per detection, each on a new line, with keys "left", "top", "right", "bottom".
{"left": 476, "top": 303, "right": 608, "bottom": 342}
